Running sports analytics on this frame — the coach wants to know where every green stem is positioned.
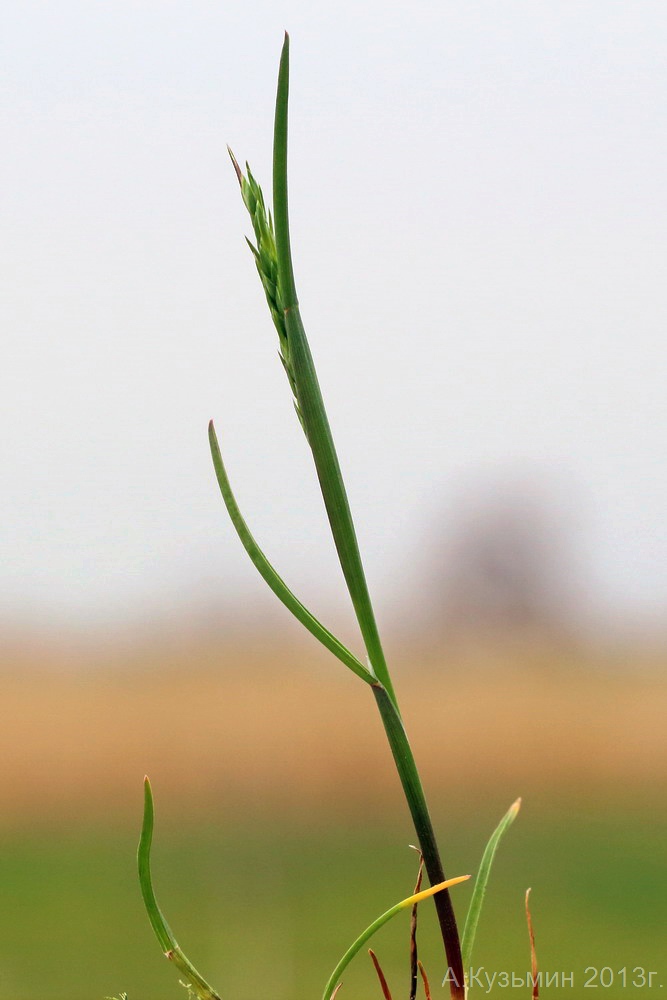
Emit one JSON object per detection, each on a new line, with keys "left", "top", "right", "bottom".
{"left": 272, "top": 33, "right": 464, "bottom": 998}
{"left": 273, "top": 33, "right": 397, "bottom": 709}
{"left": 286, "top": 304, "right": 398, "bottom": 705}
{"left": 373, "top": 685, "right": 465, "bottom": 998}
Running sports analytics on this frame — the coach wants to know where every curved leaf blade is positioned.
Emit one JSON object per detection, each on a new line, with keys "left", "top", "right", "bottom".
{"left": 461, "top": 798, "right": 522, "bottom": 970}
{"left": 322, "top": 875, "right": 470, "bottom": 1000}
{"left": 208, "top": 420, "right": 374, "bottom": 685}
{"left": 138, "top": 777, "right": 223, "bottom": 1000}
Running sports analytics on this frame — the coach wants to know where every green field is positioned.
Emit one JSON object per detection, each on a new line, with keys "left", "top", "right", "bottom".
{"left": 1, "top": 802, "right": 664, "bottom": 999}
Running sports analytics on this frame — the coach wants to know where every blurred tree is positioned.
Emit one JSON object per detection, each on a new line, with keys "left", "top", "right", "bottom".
{"left": 433, "top": 478, "right": 579, "bottom": 643}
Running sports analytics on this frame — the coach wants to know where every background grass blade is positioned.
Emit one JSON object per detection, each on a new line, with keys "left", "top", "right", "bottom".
{"left": 525, "top": 889, "right": 539, "bottom": 999}
{"left": 408, "top": 852, "right": 424, "bottom": 1000}
{"left": 368, "top": 949, "right": 393, "bottom": 1000}
{"left": 138, "top": 777, "right": 223, "bottom": 1000}
{"left": 460, "top": 798, "right": 522, "bottom": 970}
{"left": 208, "top": 421, "right": 374, "bottom": 685}
{"left": 322, "top": 876, "right": 470, "bottom": 1000}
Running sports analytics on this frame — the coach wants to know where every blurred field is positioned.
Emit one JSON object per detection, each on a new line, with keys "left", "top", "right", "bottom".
{"left": 0, "top": 629, "right": 666, "bottom": 998}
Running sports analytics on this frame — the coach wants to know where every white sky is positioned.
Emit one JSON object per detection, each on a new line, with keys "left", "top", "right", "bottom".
{"left": 1, "top": 1, "right": 666, "bottom": 632}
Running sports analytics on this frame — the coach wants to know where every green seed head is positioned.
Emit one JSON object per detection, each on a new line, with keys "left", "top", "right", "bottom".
{"left": 228, "top": 147, "right": 298, "bottom": 405}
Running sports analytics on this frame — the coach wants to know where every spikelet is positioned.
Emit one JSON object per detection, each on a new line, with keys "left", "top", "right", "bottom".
{"left": 228, "top": 147, "right": 299, "bottom": 404}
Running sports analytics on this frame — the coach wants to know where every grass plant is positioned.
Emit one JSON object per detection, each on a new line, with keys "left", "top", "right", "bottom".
{"left": 138, "top": 34, "right": 525, "bottom": 1000}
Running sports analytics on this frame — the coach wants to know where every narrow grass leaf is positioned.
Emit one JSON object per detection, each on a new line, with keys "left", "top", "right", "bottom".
{"left": 369, "top": 949, "right": 393, "bottom": 1000}
{"left": 270, "top": 33, "right": 399, "bottom": 710}
{"left": 208, "top": 421, "right": 374, "bottom": 684}
{"left": 409, "top": 849, "right": 424, "bottom": 1000}
{"left": 418, "top": 962, "right": 433, "bottom": 1000}
{"left": 138, "top": 778, "right": 223, "bottom": 1000}
{"left": 525, "top": 889, "right": 539, "bottom": 999}
{"left": 461, "top": 798, "right": 522, "bottom": 970}
{"left": 322, "top": 876, "right": 470, "bottom": 1000}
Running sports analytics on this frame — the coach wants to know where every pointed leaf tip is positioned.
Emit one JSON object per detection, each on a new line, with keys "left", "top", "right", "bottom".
{"left": 525, "top": 889, "right": 539, "bottom": 999}
{"left": 227, "top": 146, "right": 243, "bottom": 185}
{"left": 369, "top": 949, "right": 393, "bottom": 1000}
{"left": 323, "top": 875, "right": 469, "bottom": 1000}
{"left": 461, "top": 799, "right": 521, "bottom": 970}
{"left": 401, "top": 874, "right": 470, "bottom": 910}
{"left": 137, "top": 778, "right": 222, "bottom": 1000}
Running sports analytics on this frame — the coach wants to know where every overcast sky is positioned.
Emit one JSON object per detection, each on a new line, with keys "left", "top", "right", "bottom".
{"left": 2, "top": 1, "right": 666, "bottom": 633}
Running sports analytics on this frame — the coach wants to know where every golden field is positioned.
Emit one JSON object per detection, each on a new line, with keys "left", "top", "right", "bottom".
{"left": 2, "top": 628, "right": 665, "bottom": 826}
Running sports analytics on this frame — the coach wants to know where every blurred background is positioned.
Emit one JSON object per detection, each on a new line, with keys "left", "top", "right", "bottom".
{"left": 1, "top": 2, "right": 666, "bottom": 997}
